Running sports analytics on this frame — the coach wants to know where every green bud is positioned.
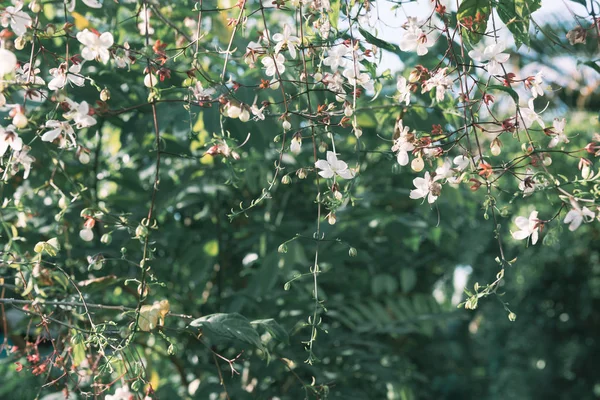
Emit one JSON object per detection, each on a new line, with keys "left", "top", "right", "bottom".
{"left": 348, "top": 247, "right": 357, "bottom": 257}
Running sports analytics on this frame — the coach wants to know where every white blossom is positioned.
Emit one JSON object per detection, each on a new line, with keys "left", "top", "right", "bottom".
{"left": 519, "top": 99, "right": 545, "bottom": 129}
{"left": 0, "top": 125, "right": 23, "bottom": 156}
{"left": 76, "top": 29, "right": 114, "bottom": 64}
{"left": 48, "top": 63, "right": 85, "bottom": 91}
{"left": 323, "top": 44, "right": 350, "bottom": 70}
{"left": 11, "top": 145, "right": 34, "bottom": 179}
{"left": 409, "top": 171, "right": 441, "bottom": 204}
{"left": 396, "top": 76, "right": 411, "bottom": 105}
{"left": 530, "top": 72, "right": 544, "bottom": 98}
{"left": 272, "top": 24, "right": 301, "bottom": 59}
{"left": 564, "top": 205, "right": 595, "bottom": 231}
{"left": 422, "top": 67, "right": 451, "bottom": 102}
{"left": 315, "top": 151, "right": 355, "bottom": 179}
{"left": 399, "top": 18, "right": 435, "bottom": 56}
{"left": 66, "top": 0, "right": 103, "bottom": 12}
{"left": 190, "top": 81, "right": 215, "bottom": 102}
{"left": 468, "top": 41, "right": 510, "bottom": 76}
{"left": 548, "top": 118, "right": 568, "bottom": 148}
{"left": 1, "top": 2, "right": 32, "bottom": 36}
{"left": 518, "top": 168, "right": 536, "bottom": 196}
{"left": 511, "top": 210, "right": 540, "bottom": 245}
{"left": 391, "top": 120, "right": 414, "bottom": 166}
{"left": 42, "top": 120, "right": 76, "bottom": 145}
{"left": 64, "top": 100, "right": 97, "bottom": 129}
{"left": 0, "top": 48, "right": 18, "bottom": 77}
{"left": 342, "top": 67, "right": 373, "bottom": 91}
{"left": 262, "top": 53, "right": 286, "bottom": 77}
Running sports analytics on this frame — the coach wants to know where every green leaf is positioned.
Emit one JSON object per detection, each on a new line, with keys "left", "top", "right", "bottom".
{"left": 496, "top": 0, "right": 541, "bottom": 48}
{"left": 190, "top": 313, "right": 266, "bottom": 352}
{"left": 329, "top": 0, "right": 341, "bottom": 31}
{"left": 400, "top": 268, "right": 417, "bottom": 293}
{"left": 251, "top": 319, "right": 289, "bottom": 344}
{"left": 359, "top": 28, "right": 400, "bottom": 53}
{"left": 457, "top": 0, "right": 491, "bottom": 45}
{"left": 487, "top": 84, "right": 519, "bottom": 103}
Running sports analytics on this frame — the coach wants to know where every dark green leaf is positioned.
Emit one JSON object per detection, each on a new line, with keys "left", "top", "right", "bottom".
{"left": 359, "top": 28, "right": 401, "bottom": 53}
{"left": 457, "top": 0, "right": 491, "bottom": 45}
{"left": 190, "top": 313, "right": 266, "bottom": 352}
{"left": 496, "top": 0, "right": 542, "bottom": 48}
{"left": 487, "top": 84, "right": 519, "bottom": 103}
{"left": 251, "top": 319, "right": 289, "bottom": 344}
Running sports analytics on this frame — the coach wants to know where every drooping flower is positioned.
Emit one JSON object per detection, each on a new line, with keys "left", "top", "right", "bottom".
{"left": 409, "top": 171, "right": 442, "bottom": 204}
{"left": 1, "top": 2, "right": 32, "bottom": 36}
{"left": 468, "top": 41, "right": 510, "bottom": 76}
{"left": 290, "top": 133, "right": 302, "bottom": 155}
{"left": 548, "top": 117, "right": 569, "bottom": 148}
{"left": 529, "top": 72, "right": 545, "bottom": 98}
{"left": 315, "top": 151, "right": 355, "bottom": 179}
{"left": 391, "top": 120, "right": 414, "bottom": 166}
{"left": 396, "top": 76, "right": 411, "bottom": 105}
{"left": 511, "top": 210, "right": 540, "bottom": 245}
{"left": 272, "top": 24, "right": 301, "bottom": 59}
{"left": 342, "top": 67, "right": 374, "bottom": 91}
{"left": 262, "top": 53, "right": 286, "bottom": 77}
{"left": 15, "top": 63, "right": 45, "bottom": 85}
{"left": 323, "top": 44, "right": 350, "bottom": 70}
{"left": 518, "top": 168, "right": 536, "bottom": 196}
{"left": 42, "top": 120, "right": 76, "bottom": 145}
{"left": 64, "top": 100, "right": 97, "bottom": 129}
{"left": 422, "top": 67, "right": 451, "bottom": 102}
{"left": 563, "top": 204, "right": 595, "bottom": 231}
{"left": 399, "top": 18, "right": 435, "bottom": 56}
{"left": 0, "top": 48, "right": 18, "bottom": 77}
{"left": 48, "top": 63, "right": 85, "bottom": 91}
{"left": 519, "top": 99, "right": 545, "bottom": 129}
{"left": 76, "top": 29, "right": 114, "bottom": 64}
{"left": 11, "top": 145, "right": 34, "bottom": 179}
{"left": 0, "top": 125, "right": 23, "bottom": 156}
{"left": 190, "top": 81, "right": 215, "bottom": 102}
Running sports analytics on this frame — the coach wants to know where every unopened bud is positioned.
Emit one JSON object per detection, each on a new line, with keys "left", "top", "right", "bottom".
{"left": 14, "top": 36, "right": 26, "bottom": 50}
{"left": 296, "top": 168, "right": 307, "bottom": 179}
{"left": 281, "top": 175, "right": 291, "bottom": 184}
{"left": 12, "top": 113, "right": 27, "bottom": 128}
{"left": 135, "top": 224, "right": 149, "bottom": 238}
{"left": 79, "top": 152, "right": 90, "bottom": 164}
{"left": 327, "top": 213, "right": 336, "bottom": 225}
{"left": 411, "top": 156, "right": 424, "bottom": 172}
{"left": 348, "top": 247, "right": 357, "bottom": 257}
{"left": 100, "top": 88, "right": 110, "bottom": 101}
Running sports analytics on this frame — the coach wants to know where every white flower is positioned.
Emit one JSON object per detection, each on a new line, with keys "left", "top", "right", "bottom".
{"left": 511, "top": 210, "right": 540, "bottom": 245}
{"left": 391, "top": 120, "right": 414, "bottom": 166}
{"left": 410, "top": 171, "right": 441, "bottom": 203}
{"left": 518, "top": 167, "right": 536, "bottom": 196}
{"left": 11, "top": 145, "right": 34, "bottom": 179}
{"left": 48, "top": 62, "right": 85, "bottom": 91}
{"left": 548, "top": 117, "right": 568, "bottom": 148}
{"left": 530, "top": 72, "right": 544, "bottom": 98}
{"left": 396, "top": 76, "right": 411, "bottom": 105}
{"left": 250, "top": 104, "right": 265, "bottom": 120}
{"left": 105, "top": 386, "right": 132, "bottom": 400}
{"left": 468, "top": 41, "right": 510, "bottom": 76}
{"left": 399, "top": 18, "right": 435, "bottom": 56}
{"left": 2, "top": 2, "right": 32, "bottom": 36}
{"left": 64, "top": 100, "right": 97, "bottom": 129}
{"left": 138, "top": 8, "right": 154, "bottom": 35}
{"left": 0, "top": 48, "right": 18, "bottom": 77}
{"left": 563, "top": 205, "right": 595, "bottom": 231}
{"left": 190, "top": 81, "right": 214, "bottom": 102}
{"left": 76, "top": 29, "right": 114, "bottom": 64}
{"left": 519, "top": 99, "right": 545, "bottom": 129}
{"left": 323, "top": 44, "right": 350, "bottom": 70}
{"left": 434, "top": 159, "right": 457, "bottom": 182}
{"left": 0, "top": 125, "right": 23, "bottom": 156}
{"left": 262, "top": 53, "right": 286, "bottom": 77}
{"left": 16, "top": 63, "right": 45, "bottom": 85}
{"left": 315, "top": 151, "right": 355, "bottom": 179}
{"left": 244, "top": 41, "right": 263, "bottom": 67}
{"left": 324, "top": 72, "right": 346, "bottom": 101}
{"left": 42, "top": 120, "right": 76, "bottom": 145}
{"left": 272, "top": 24, "right": 301, "bottom": 59}
{"left": 342, "top": 67, "right": 373, "bottom": 91}
{"left": 422, "top": 67, "right": 451, "bottom": 102}
{"left": 290, "top": 134, "right": 302, "bottom": 154}
{"left": 66, "top": 0, "right": 103, "bottom": 12}
{"left": 453, "top": 155, "right": 470, "bottom": 171}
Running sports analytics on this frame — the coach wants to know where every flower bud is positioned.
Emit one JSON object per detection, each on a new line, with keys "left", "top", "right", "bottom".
{"left": 14, "top": 36, "right": 27, "bottom": 50}
{"left": 411, "top": 156, "right": 424, "bottom": 172}
{"left": 100, "top": 233, "right": 112, "bottom": 244}
{"left": 79, "top": 152, "right": 90, "bottom": 164}
{"left": 79, "top": 229, "right": 94, "bottom": 242}
{"left": 290, "top": 133, "right": 302, "bottom": 154}
{"left": 239, "top": 107, "right": 250, "bottom": 122}
{"left": 29, "top": 0, "right": 42, "bottom": 13}
{"left": 542, "top": 155, "right": 552, "bottom": 166}
{"left": 490, "top": 138, "right": 501, "bottom": 156}
{"left": 508, "top": 312, "right": 517, "bottom": 321}
{"left": 12, "top": 113, "right": 28, "bottom": 128}
{"left": 100, "top": 88, "right": 110, "bottom": 101}
{"left": 313, "top": 72, "right": 323, "bottom": 82}
{"left": 327, "top": 213, "right": 336, "bottom": 225}
{"left": 282, "top": 119, "right": 291, "bottom": 131}
{"left": 227, "top": 102, "right": 241, "bottom": 119}
{"left": 135, "top": 224, "right": 149, "bottom": 238}
{"left": 318, "top": 142, "right": 327, "bottom": 153}
{"left": 348, "top": 247, "right": 357, "bottom": 257}
{"left": 144, "top": 73, "right": 157, "bottom": 88}
{"left": 296, "top": 168, "right": 307, "bottom": 179}
{"left": 281, "top": 175, "right": 291, "bottom": 185}
{"left": 353, "top": 127, "right": 362, "bottom": 138}
{"left": 45, "top": 24, "right": 56, "bottom": 36}
{"left": 333, "top": 190, "right": 343, "bottom": 200}
{"left": 278, "top": 243, "right": 288, "bottom": 253}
